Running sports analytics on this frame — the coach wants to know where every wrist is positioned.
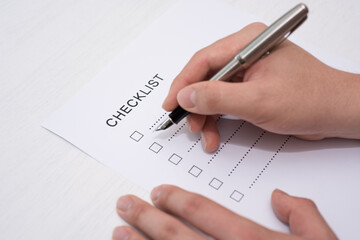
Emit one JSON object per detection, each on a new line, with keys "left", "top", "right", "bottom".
{"left": 323, "top": 71, "right": 360, "bottom": 140}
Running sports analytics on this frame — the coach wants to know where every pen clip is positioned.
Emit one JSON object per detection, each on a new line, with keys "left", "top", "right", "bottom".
{"left": 287, "top": 15, "right": 307, "bottom": 38}
{"left": 269, "top": 15, "right": 308, "bottom": 53}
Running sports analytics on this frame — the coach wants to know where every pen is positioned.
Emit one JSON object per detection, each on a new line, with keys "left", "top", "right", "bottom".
{"left": 156, "top": 3, "right": 308, "bottom": 131}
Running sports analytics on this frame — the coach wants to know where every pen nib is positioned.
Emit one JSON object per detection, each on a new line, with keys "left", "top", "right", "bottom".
{"left": 155, "top": 118, "right": 173, "bottom": 131}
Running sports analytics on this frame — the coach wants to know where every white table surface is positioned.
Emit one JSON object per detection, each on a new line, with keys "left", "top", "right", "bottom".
{"left": 1, "top": 0, "right": 359, "bottom": 239}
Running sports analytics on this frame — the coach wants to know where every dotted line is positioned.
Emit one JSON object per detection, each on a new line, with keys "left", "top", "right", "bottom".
{"left": 149, "top": 112, "right": 167, "bottom": 131}
{"left": 186, "top": 116, "right": 222, "bottom": 153}
{"left": 208, "top": 121, "right": 246, "bottom": 164}
{"left": 168, "top": 122, "right": 187, "bottom": 141}
{"left": 187, "top": 137, "right": 201, "bottom": 152}
{"left": 249, "top": 135, "right": 292, "bottom": 189}
{"left": 228, "top": 131, "right": 267, "bottom": 176}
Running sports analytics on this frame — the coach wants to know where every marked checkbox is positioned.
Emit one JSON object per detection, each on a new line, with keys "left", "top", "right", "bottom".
{"left": 149, "top": 142, "right": 163, "bottom": 153}
{"left": 130, "top": 131, "right": 144, "bottom": 142}
{"left": 209, "top": 178, "right": 223, "bottom": 190}
{"left": 168, "top": 154, "right": 182, "bottom": 165}
{"left": 188, "top": 165, "right": 202, "bottom": 177}
{"left": 230, "top": 190, "right": 244, "bottom": 202}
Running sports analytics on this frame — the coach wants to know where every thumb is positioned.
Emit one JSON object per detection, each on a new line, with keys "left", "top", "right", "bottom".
{"left": 271, "top": 189, "right": 338, "bottom": 240}
{"left": 177, "top": 80, "right": 260, "bottom": 118}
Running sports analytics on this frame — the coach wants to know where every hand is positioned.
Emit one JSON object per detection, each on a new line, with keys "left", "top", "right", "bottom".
{"left": 162, "top": 23, "right": 360, "bottom": 152}
{"left": 113, "top": 185, "right": 337, "bottom": 240}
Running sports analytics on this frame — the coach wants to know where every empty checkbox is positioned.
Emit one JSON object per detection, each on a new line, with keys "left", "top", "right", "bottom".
{"left": 149, "top": 142, "right": 163, "bottom": 153}
{"left": 230, "top": 190, "right": 244, "bottom": 202}
{"left": 209, "top": 178, "right": 223, "bottom": 190}
{"left": 130, "top": 131, "right": 144, "bottom": 142}
{"left": 188, "top": 165, "right": 202, "bottom": 177}
{"left": 168, "top": 154, "right": 182, "bottom": 165}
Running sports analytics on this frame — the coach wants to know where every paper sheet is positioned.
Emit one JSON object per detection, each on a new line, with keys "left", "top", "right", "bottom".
{"left": 43, "top": 0, "right": 360, "bottom": 237}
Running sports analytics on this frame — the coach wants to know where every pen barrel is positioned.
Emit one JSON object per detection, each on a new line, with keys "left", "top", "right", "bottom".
{"left": 209, "top": 58, "right": 244, "bottom": 81}
{"left": 237, "top": 3, "right": 308, "bottom": 67}
{"left": 169, "top": 106, "right": 189, "bottom": 124}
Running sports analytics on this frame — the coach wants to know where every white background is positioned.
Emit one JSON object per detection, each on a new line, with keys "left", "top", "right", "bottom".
{"left": 1, "top": 0, "right": 359, "bottom": 239}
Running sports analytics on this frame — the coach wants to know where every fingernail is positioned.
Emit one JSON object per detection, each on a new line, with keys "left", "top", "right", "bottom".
{"left": 274, "top": 189, "right": 289, "bottom": 197}
{"left": 151, "top": 185, "right": 163, "bottom": 202}
{"left": 117, "top": 196, "right": 133, "bottom": 212}
{"left": 161, "top": 97, "right": 168, "bottom": 110}
{"left": 177, "top": 87, "right": 196, "bottom": 108}
{"left": 187, "top": 115, "right": 193, "bottom": 132}
{"left": 201, "top": 132, "right": 207, "bottom": 150}
{"left": 113, "top": 227, "right": 129, "bottom": 240}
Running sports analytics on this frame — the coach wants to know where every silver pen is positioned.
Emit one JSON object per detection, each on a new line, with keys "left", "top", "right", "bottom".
{"left": 156, "top": 3, "right": 308, "bottom": 131}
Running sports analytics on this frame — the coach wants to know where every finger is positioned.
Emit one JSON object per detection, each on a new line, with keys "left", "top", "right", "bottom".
{"left": 113, "top": 226, "right": 146, "bottom": 240}
{"left": 177, "top": 80, "right": 264, "bottom": 122}
{"left": 162, "top": 22, "right": 267, "bottom": 111}
{"left": 271, "top": 189, "right": 338, "bottom": 240}
{"left": 116, "top": 195, "right": 205, "bottom": 240}
{"left": 201, "top": 116, "right": 220, "bottom": 152}
{"left": 187, "top": 114, "right": 206, "bottom": 133}
{"left": 151, "top": 185, "right": 271, "bottom": 240}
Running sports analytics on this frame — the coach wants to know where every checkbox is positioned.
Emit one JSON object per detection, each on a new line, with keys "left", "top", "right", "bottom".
{"left": 188, "top": 165, "right": 202, "bottom": 177}
{"left": 130, "top": 131, "right": 144, "bottom": 142}
{"left": 168, "top": 154, "right": 182, "bottom": 165}
{"left": 230, "top": 190, "right": 244, "bottom": 202}
{"left": 149, "top": 142, "right": 163, "bottom": 153}
{"left": 209, "top": 178, "right": 223, "bottom": 190}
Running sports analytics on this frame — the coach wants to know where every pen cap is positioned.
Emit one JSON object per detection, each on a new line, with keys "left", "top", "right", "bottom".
{"left": 237, "top": 3, "right": 308, "bottom": 67}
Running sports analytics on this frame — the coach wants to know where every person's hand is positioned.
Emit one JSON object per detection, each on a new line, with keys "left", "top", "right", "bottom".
{"left": 113, "top": 185, "right": 337, "bottom": 240}
{"left": 162, "top": 23, "right": 360, "bottom": 152}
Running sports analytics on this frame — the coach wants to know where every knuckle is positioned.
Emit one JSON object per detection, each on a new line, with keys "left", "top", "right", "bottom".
{"left": 192, "top": 48, "right": 208, "bottom": 67}
{"left": 298, "top": 197, "right": 317, "bottom": 209}
{"left": 180, "top": 194, "right": 203, "bottom": 216}
{"left": 230, "top": 224, "right": 272, "bottom": 240}
{"left": 248, "top": 22, "right": 267, "bottom": 32}
{"left": 241, "top": 22, "right": 268, "bottom": 44}
{"left": 158, "top": 221, "right": 181, "bottom": 239}
{"left": 229, "top": 227, "right": 263, "bottom": 240}
{"left": 127, "top": 199, "right": 148, "bottom": 223}
{"left": 155, "top": 185, "right": 175, "bottom": 207}
{"left": 229, "top": 227, "right": 245, "bottom": 239}
{"left": 198, "top": 82, "right": 221, "bottom": 113}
